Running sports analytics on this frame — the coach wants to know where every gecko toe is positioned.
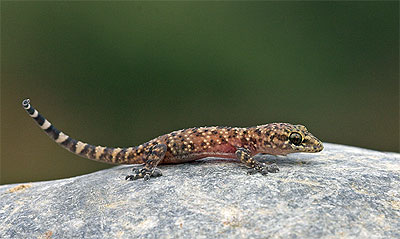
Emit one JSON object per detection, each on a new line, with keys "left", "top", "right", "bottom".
{"left": 125, "top": 175, "right": 139, "bottom": 181}
{"left": 151, "top": 168, "right": 162, "bottom": 177}
{"left": 247, "top": 168, "right": 259, "bottom": 175}
{"left": 267, "top": 163, "right": 279, "bottom": 173}
{"left": 247, "top": 163, "right": 279, "bottom": 176}
{"left": 247, "top": 167, "right": 269, "bottom": 176}
{"left": 126, "top": 167, "right": 162, "bottom": 181}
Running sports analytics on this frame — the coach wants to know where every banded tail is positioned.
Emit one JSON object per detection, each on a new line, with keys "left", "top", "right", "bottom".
{"left": 22, "top": 99, "right": 140, "bottom": 164}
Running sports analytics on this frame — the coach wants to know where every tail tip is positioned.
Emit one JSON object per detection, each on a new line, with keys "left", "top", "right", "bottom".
{"left": 22, "top": 98, "right": 30, "bottom": 109}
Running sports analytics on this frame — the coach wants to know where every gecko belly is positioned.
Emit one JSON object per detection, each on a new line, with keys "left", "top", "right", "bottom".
{"left": 161, "top": 152, "right": 237, "bottom": 164}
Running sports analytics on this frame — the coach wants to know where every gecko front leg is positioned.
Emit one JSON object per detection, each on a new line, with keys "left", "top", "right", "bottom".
{"left": 235, "top": 148, "right": 279, "bottom": 175}
{"left": 126, "top": 144, "right": 167, "bottom": 181}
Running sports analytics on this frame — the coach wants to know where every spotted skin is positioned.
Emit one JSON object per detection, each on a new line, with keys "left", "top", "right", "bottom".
{"left": 22, "top": 99, "right": 324, "bottom": 180}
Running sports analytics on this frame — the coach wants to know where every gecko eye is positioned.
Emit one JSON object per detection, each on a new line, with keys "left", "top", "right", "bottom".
{"left": 289, "top": 132, "right": 303, "bottom": 146}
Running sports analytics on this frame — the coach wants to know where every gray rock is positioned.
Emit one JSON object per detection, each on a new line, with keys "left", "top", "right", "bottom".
{"left": 0, "top": 143, "right": 399, "bottom": 238}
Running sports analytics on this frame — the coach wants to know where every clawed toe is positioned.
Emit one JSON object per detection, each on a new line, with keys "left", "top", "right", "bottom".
{"left": 125, "top": 167, "right": 162, "bottom": 181}
{"left": 125, "top": 175, "right": 138, "bottom": 180}
{"left": 247, "top": 163, "right": 279, "bottom": 176}
{"left": 247, "top": 168, "right": 259, "bottom": 175}
{"left": 247, "top": 167, "right": 268, "bottom": 176}
{"left": 266, "top": 163, "right": 279, "bottom": 173}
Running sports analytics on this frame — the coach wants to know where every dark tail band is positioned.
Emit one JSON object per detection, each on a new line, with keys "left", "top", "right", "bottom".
{"left": 22, "top": 99, "right": 139, "bottom": 164}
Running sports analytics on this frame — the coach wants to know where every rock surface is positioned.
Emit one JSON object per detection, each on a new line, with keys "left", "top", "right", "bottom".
{"left": 0, "top": 143, "right": 399, "bottom": 238}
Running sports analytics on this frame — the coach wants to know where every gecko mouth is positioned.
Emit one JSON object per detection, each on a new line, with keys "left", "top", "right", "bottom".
{"left": 306, "top": 142, "right": 324, "bottom": 152}
{"left": 292, "top": 141, "right": 323, "bottom": 153}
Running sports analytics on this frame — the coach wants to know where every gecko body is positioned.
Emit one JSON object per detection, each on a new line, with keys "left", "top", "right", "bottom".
{"left": 22, "top": 99, "right": 323, "bottom": 180}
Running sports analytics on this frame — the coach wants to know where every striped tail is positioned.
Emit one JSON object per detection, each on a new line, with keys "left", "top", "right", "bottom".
{"left": 22, "top": 99, "right": 140, "bottom": 165}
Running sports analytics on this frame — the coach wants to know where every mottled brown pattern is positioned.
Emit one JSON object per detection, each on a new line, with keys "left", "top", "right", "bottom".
{"left": 22, "top": 99, "right": 324, "bottom": 176}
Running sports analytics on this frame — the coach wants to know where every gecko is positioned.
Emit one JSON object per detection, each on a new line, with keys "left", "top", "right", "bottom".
{"left": 22, "top": 99, "right": 323, "bottom": 180}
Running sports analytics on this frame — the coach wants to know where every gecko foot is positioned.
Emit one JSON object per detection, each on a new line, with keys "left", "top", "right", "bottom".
{"left": 266, "top": 163, "right": 279, "bottom": 173}
{"left": 125, "top": 167, "right": 162, "bottom": 181}
{"left": 247, "top": 163, "right": 279, "bottom": 175}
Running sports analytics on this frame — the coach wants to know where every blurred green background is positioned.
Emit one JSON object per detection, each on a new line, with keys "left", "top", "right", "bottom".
{"left": 1, "top": 2, "right": 398, "bottom": 184}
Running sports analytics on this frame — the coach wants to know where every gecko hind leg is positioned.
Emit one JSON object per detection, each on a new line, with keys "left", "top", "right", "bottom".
{"left": 126, "top": 144, "right": 167, "bottom": 181}
{"left": 235, "top": 148, "right": 279, "bottom": 176}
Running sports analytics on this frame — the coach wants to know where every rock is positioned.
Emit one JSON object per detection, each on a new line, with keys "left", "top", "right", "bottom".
{"left": 0, "top": 143, "right": 399, "bottom": 238}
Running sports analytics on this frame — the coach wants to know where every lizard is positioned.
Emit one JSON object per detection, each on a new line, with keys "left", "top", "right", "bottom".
{"left": 22, "top": 99, "right": 324, "bottom": 180}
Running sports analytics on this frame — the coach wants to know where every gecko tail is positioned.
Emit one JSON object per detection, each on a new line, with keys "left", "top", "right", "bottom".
{"left": 22, "top": 98, "right": 137, "bottom": 164}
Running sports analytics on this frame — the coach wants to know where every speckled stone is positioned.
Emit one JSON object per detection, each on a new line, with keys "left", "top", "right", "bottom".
{"left": 0, "top": 143, "right": 399, "bottom": 238}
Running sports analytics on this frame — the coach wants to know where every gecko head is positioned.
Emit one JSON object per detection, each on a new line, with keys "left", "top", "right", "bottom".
{"left": 286, "top": 124, "right": 324, "bottom": 153}
{"left": 260, "top": 123, "right": 324, "bottom": 155}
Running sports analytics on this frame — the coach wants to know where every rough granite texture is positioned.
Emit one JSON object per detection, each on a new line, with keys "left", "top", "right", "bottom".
{"left": 0, "top": 143, "right": 399, "bottom": 239}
